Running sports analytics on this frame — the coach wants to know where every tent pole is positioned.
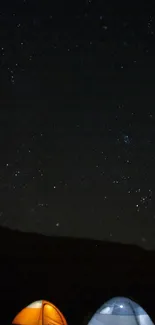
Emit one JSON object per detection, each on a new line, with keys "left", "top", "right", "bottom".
{"left": 129, "top": 301, "right": 140, "bottom": 325}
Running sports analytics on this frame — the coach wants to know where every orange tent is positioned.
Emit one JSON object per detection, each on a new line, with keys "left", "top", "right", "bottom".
{"left": 12, "top": 300, "right": 68, "bottom": 325}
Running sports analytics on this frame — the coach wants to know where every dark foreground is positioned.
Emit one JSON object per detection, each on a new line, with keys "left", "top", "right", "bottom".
{"left": 1, "top": 226, "right": 155, "bottom": 325}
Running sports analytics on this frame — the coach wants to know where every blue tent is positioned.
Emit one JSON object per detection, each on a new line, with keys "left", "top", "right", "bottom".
{"left": 88, "top": 297, "right": 154, "bottom": 325}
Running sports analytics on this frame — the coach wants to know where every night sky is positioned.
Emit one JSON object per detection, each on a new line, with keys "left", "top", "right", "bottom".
{"left": 0, "top": 0, "right": 155, "bottom": 249}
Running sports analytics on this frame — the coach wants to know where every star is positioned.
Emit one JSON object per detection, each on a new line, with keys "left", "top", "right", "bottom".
{"left": 0, "top": 0, "right": 154, "bottom": 250}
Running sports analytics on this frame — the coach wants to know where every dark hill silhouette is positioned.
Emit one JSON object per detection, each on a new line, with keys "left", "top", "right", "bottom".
{"left": 1, "top": 226, "right": 155, "bottom": 325}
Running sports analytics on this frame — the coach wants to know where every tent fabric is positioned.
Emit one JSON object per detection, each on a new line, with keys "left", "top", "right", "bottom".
{"left": 12, "top": 300, "right": 67, "bottom": 325}
{"left": 88, "top": 297, "right": 154, "bottom": 325}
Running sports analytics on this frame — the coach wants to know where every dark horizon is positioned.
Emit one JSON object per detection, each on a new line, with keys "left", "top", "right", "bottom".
{"left": 0, "top": 223, "right": 153, "bottom": 251}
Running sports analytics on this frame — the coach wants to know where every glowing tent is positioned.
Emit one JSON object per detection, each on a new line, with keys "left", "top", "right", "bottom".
{"left": 12, "top": 300, "right": 67, "bottom": 325}
{"left": 87, "top": 296, "right": 154, "bottom": 325}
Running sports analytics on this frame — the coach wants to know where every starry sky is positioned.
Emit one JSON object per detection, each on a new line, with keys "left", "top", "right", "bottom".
{"left": 0, "top": 0, "right": 155, "bottom": 249}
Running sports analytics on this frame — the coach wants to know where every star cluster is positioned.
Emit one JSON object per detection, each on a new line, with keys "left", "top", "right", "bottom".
{"left": 0, "top": 0, "right": 155, "bottom": 249}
